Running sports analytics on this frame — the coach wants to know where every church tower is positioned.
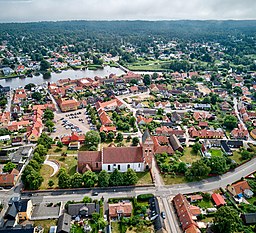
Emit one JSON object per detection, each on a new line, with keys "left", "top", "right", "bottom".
{"left": 142, "top": 129, "right": 154, "bottom": 169}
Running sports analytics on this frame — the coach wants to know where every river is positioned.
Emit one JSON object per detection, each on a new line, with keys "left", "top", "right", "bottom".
{"left": 0, "top": 66, "right": 125, "bottom": 89}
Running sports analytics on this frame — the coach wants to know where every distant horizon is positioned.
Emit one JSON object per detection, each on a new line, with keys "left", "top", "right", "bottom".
{"left": 0, "top": 0, "right": 255, "bottom": 23}
{"left": 1, "top": 19, "right": 256, "bottom": 24}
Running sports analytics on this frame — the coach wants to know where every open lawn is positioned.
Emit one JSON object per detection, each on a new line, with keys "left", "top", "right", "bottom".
{"left": 230, "top": 151, "right": 244, "bottom": 164}
{"left": 247, "top": 196, "right": 256, "bottom": 205}
{"left": 196, "top": 199, "right": 214, "bottom": 209}
{"left": 136, "top": 172, "right": 153, "bottom": 185}
{"left": 111, "top": 222, "right": 153, "bottom": 233}
{"left": 48, "top": 145, "right": 78, "bottom": 155}
{"left": 39, "top": 164, "right": 57, "bottom": 189}
{"left": 162, "top": 174, "right": 187, "bottom": 185}
{"left": 50, "top": 156, "right": 77, "bottom": 175}
{"left": 180, "top": 147, "right": 201, "bottom": 164}
{"left": 71, "top": 224, "right": 85, "bottom": 233}
{"left": 209, "top": 149, "right": 223, "bottom": 157}
{"left": 40, "top": 156, "right": 77, "bottom": 189}
{"left": 34, "top": 219, "right": 57, "bottom": 233}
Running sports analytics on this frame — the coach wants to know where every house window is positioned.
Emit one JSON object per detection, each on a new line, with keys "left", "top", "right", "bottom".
{"left": 108, "top": 165, "right": 111, "bottom": 171}
{"left": 118, "top": 165, "right": 121, "bottom": 170}
{"left": 96, "top": 163, "right": 98, "bottom": 168}
{"left": 138, "top": 164, "right": 140, "bottom": 168}
{"left": 127, "top": 164, "right": 130, "bottom": 169}
{"left": 145, "top": 149, "right": 148, "bottom": 153}
{"left": 149, "top": 150, "right": 152, "bottom": 153}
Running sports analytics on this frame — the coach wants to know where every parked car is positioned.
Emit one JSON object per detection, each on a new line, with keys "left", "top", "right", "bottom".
{"left": 161, "top": 211, "right": 166, "bottom": 219}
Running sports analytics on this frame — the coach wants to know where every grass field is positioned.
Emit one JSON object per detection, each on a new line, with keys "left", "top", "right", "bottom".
{"left": 230, "top": 151, "right": 243, "bottom": 164}
{"left": 34, "top": 220, "right": 57, "bottom": 233}
{"left": 196, "top": 199, "right": 214, "bottom": 209}
{"left": 162, "top": 174, "right": 187, "bottom": 185}
{"left": 40, "top": 156, "right": 77, "bottom": 189}
{"left": 209, "top": 149, "right": 223, "bottom": 157}
{"left": 136, "top": 172, "right": 153, "bottom": 185}
{"left": 180, "top": 147, "right": 201, "bottom": 164}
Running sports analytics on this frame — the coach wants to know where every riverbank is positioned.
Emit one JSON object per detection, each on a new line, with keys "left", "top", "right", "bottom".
{"left": 0, "top": 66, "right": 125, "bottom": 89}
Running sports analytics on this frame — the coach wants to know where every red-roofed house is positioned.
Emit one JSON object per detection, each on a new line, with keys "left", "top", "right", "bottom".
{"left": 212, "top": 193, "right": 226, "bottom": 207}
{"left": 61, "top": 132, "right": 85, "bottom": 145}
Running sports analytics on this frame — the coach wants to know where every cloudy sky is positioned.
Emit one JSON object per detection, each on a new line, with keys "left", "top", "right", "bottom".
{"left": 0, "top": 0, "right": 255, "bottom": 22}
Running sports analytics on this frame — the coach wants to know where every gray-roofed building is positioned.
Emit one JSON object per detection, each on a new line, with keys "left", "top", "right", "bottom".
{"left": 68, "top": 203, "right": 100, "bottom": 218}
{"left": 241, "top": 213, "right": 256, "bottom": 225}
{"left": 57, "top": 213, "right": 71, "bottom": 233}
{"left": 142, "top": 129, "right": 151, "bottom": 144}
{"left": 169, "top": 134, "right": 183, "bottom": 152}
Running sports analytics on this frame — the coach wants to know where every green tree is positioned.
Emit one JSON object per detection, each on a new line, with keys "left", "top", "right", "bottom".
{"left": 185, "top": 160, "right": 211, "bottom": 181}
{"left": 28, "top": 159, "right": 41, "bottom": 171}
{"left": 57, "top": 141, "right": 63, "bottom": 148}
{"left": 83, "top": 170, "right": 98, "bottom": 188}
{"left": 233, "top": 86, "right": 242, "bottom": 96}
{"left": 25, "top": 83, "right": 36, "bottom": 91}
{"left": 31, "top": 92, "right": 42, "bottom": 101}
{"left": 129, "top": 116, "right": 136, "bottom": 127}
{"left": 99, "top": 132, "right": 106, "bottom": 142}
{"left": 143, "top": 74, "right": 151, "bottom": 86}
{"left": 223, "top": 115, "right": 238, "bottom": 130}
{"left": 83, "top": 196, "right": 92, "bottom": 203}
{"left": 71, "top": 172, "right": 83, "bottom": 188}
{"left": 123, "top": 168, "right": 138, "bottom": 185}
{"left": 43, "top": 109, "right": 54, "bottom": 121}
{"left": 85, "top": 131, "right": 100, "bottom": 150}
{"left": 205, "top": 156, "right": 228, "bottom": 174}
{"left": 132, "top": 137, "right": 140, "bottom": 146}
{"left": 192, "top": 142, "right": 202, "bottom": 154}
{"left": 116, "top": 133, "right": 124, "bottom": 142}
{"left": 58, "top": 168, "right": 70, "bottom": 188}
{"left": 98, "top": 170, "right": 110, "bottom": 187}
{"left": 40, "top": 59, "right": 51, "bottom": 71}
{"left": 45, "top": 120, "right": 54, "bottom": 128}
{"left": 34, "top": 144, "right": 48, "bottom": 156}
{"left": 3, "top": 162, "right": 16, "bottom": 173}
{"left": 37, "top": 133, "right": 53, "bottom": 149}
{"left": 109, "top": 169, "right": 124, "bottom": 186}
{"left": 48, "top": 180, "right": 54, "bottom": 188}
{"left": 107, "top": 131, "right": 115, "bottom": 142}
{"left": 210, "top": 94, "right": 218, "bottom": 105}
{"left": 214, "top": 206, "right": 242, "bottom": 233}
{"left": 177, "top": 162, "right": 187, "bottom": 174}
{"left": 33, "top": 152, "right": 45, "bottom": 164}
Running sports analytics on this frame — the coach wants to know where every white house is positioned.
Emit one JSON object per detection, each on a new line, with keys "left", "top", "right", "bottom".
{"left": 0, "top": 135, "right": 11, "bottom": 142}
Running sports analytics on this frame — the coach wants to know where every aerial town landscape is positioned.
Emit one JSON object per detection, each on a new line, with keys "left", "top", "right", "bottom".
{"left": 0, "top": 1, "right": 255, "bottom": 233}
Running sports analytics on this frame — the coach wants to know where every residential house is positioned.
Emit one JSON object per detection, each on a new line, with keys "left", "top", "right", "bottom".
{"left": 189, "top": 127, "right": 224, "bottom": 139}
{"left": 194, "top": 104, "right": 211, "bottom": 110}
{"left": 173, "top": 194, "right": 201, "bottom": 232}
{"left": 0, "top": 169, "right": 19, "bottom": 187}
{"left": 61, "top": 132, "right": 85, "bottom": 145}
{"left": 211, "top": 193, "right": 226, "bottom": 207}
{"left": 68, "top": 203, "right": 100, "bottom": 218}
{"left": 220, "top": 140, "right": 232, "bottom": 156}
{"left": 227, "top": 180, "right": 253, "bottom": 198}
{"left": 230, "top": 124, "right": 248, "bottom": 140}
{"left": 137, "top": 115, "right": 153, "bottom": 125}
{"left": 122, "top": 72, "right": 142, "bottom": 83}
{"left": 108, "top": 201, "right": 133, "bottom": 219}
{"left": 241, "top": 213, "right": 256, "bottom": 225}
{"left": 57, "top": 213, "right": 71, "bottom": 233}
{"left": 5, "top": 199, "right": 33, "bottom": 222}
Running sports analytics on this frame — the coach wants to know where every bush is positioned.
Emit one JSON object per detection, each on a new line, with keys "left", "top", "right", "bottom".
{"left": 137, "top": 194, "right": 154, "bottom": 201}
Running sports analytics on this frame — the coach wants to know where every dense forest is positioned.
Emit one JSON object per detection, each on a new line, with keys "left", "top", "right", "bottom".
{"left": 0, "top": 20, "right": 256, "bottom": 55}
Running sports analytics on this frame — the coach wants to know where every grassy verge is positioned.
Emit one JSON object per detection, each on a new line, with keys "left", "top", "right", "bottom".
{"left": 136, "top": 172, "right": 153, "bottom": 185}
{"left": 34, "top": 220, "right": 57, "bottom": 233}
{"left": 162, "top": 174, "right": 187, "bottom": 185}
{"left": 180, "top": 147, "right": 201, "bottom": 164}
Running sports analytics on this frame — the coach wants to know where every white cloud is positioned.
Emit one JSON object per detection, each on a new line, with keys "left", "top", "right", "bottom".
{"left": 0, "top": 0, "right": 255, "bottom": 22}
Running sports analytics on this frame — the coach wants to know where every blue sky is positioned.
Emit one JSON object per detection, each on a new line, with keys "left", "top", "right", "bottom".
{"left": 0, "top": 0, "right": 255, "bottom": 22}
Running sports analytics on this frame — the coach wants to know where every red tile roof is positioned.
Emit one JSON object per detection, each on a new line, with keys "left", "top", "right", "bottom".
{"left": 103, "top": 147, "right": 143, "bottom": 164}
{"left": 212, "top": 193, "right": 226, "bottom": 207}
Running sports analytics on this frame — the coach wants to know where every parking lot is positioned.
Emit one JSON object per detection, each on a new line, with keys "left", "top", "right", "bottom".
{"left": 31, "top": 202, "right": 61, "bottom": 220}
{"left": 51, "top": 109, "right": 95, "bottom": 139}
